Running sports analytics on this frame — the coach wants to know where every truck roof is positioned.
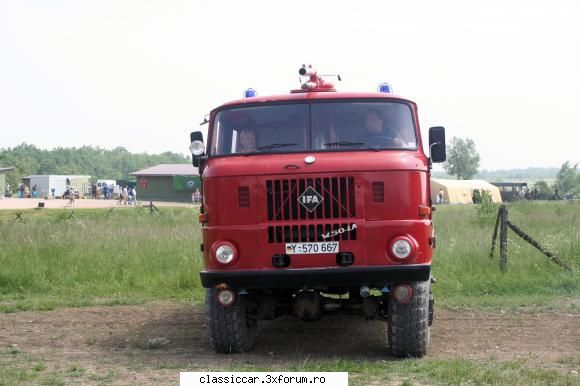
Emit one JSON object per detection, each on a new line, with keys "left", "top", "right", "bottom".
{"left": 216, "top": 91, "right": 416, "bottom": 111}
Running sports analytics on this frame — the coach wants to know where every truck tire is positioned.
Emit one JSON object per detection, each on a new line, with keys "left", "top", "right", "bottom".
{"left": 206, "top": 289, "right": 258, "bottom": 353}
{"left": 388, "top": 280, "right": 431, "bottom": 358}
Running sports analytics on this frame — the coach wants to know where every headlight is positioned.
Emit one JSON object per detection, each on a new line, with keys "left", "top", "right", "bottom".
{"left": 214, "top": 243, "right": 236, "bottom": 265}
{"left": 388, "top": 236, "right": 418, "bottom": 261}
{"left": 392, "top": 239, "right": 412, "bottom": 259}
{"left": 189, "top": 140, "right": 205, "bottom": 156}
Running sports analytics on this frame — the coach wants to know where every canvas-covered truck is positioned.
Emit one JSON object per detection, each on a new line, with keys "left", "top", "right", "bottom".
{"left": 189, "top": 65, "right": 446, "bottom": 357}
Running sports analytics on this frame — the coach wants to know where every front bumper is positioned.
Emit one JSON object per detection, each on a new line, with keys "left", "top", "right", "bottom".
{"left": 200, "top": 264, "right": 431, "bottom": 289}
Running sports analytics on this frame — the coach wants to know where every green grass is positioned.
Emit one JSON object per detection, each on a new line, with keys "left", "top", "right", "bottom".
{"left": 0, "top": 207, "right": 204, "bottom": 312}
{"left": 2, "top": 349, "right": 577, "bottom": 386}
{"left": 286, "top": 358, "right": 579, "bottom": 386}
{"left": 432, "top": 200, "right": 579, "bottom": 309}
{"left": 0, "top": 202, "right": 578, "bottom": 312}
{"left": 0, "top": 349, "right": 65, "bottom": 386}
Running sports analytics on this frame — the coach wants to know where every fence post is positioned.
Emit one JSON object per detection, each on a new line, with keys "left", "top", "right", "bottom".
{"left": 489, "top": 206, "right": 502, "bottom": 258}
{"left": 146, "top": 201, "right": 160, "bottom": 215}
{"left": 14, "top": 212, "right": 26, "bottom": 224}
{"left": 499, "top": 205, "right": 508, "bottom": 272}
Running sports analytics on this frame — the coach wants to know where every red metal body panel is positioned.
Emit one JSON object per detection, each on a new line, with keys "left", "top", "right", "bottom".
{"left": 219, "top": 91, "right": 415, "bottom": 109}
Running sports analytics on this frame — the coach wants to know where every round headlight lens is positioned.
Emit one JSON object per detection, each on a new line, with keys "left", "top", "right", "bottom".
{"left": 392, "top": 239, "right": 412, "bottom": 259}
{"left": 215, "top": 244, "right": 235, "bottom": 264}
{"left": 189, "top": 140, "right": 205, "bottom": 156}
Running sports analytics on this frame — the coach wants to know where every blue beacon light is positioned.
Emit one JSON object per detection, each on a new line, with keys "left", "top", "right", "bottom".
{"left": 244, "top": 88, "right": 257, "bottom": 98}
{"left": 378, "top": 83, "right": 393, "bottom": 93}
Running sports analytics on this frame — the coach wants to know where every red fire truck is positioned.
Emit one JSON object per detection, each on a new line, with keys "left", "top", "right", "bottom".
{"left": 189, "top": 65, "right": 446, "bottom": 357}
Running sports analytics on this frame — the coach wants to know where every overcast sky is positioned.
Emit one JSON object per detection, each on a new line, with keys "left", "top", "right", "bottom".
{"left": 1, "top": 0, "right": 578, "bottom": 170}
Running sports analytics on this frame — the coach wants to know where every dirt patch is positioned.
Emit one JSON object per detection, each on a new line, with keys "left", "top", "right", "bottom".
{"left": 0, "top": 302, "right": 578, "bottom": 384}
{"left": 0, "top": 197, "right": 193, "bottom": 210}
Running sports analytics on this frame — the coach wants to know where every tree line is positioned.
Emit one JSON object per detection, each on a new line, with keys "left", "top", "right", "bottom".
{"left": 0, "top": 143, "right": 189, "bottom": 189}
{"left": 441, "top": 136, "right": 579, "bottom": 197}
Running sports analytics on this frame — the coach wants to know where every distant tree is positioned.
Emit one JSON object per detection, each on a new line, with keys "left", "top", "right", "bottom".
{"left": 554, "top": 161, "right": 579, "bottom": 194}
{"left": 443, "top": 137, "right": 481, "bottom": 180}
{"left": 0, "top": 143, "right": 189, "bottom": 188}
{"left": 475, "top": 167, "right": 559, "bottom": 181}
{"left": 533, "top": 180, "right": 553, "bottom": 199}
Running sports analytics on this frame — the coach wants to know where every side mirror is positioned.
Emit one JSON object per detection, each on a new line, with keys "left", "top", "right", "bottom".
{"left": 189, "top": 131, "right": 206, "bottom": 168}
{"left": 428, "top": 126, "right": 446, "bottom": 163}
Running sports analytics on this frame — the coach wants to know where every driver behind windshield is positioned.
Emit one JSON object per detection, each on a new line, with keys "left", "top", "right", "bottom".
{"left": 360, "top": 108, "right": 414, "bottom": 148}
{"left": 237, "top": 128, "right": 257, "bottom": 153}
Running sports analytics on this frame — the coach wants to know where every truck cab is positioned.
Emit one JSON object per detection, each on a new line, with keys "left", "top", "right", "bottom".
{"left": 190, "top": 66, "right": 446, "bottom": 357}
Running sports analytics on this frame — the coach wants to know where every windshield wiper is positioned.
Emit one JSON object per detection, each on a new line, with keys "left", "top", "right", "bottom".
{"left": 256, "top": 143, "right": 298, "bottom": 150}
{"left": 324, "top": 141, "right": 365, "bottom": 147}
{"left": 243, "top": 143, "right": 299, "bottom": 156}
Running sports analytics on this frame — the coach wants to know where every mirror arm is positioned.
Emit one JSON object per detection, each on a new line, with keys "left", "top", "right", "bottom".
{"left": 429, "top": 141, "right": 441, "bottom": 156}
{"left": 428, "top": 141, "right": 442, "bottom": 168}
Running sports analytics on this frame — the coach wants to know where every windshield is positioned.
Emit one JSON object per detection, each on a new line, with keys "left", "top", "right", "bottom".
{"left": 210, "top": 101, "right": 417, "bottom": 156}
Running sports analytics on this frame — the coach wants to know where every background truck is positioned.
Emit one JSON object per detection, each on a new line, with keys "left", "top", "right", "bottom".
{"left": 189, "top": 65, "right": 446, "bottom": 357}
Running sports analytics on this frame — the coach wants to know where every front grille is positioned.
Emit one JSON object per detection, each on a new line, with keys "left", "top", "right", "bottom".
{"left": 267, "top": 223, "right": 358, "bottom": 243}
{"left": 266, "top": 177, "right": 356, "bottom": 221}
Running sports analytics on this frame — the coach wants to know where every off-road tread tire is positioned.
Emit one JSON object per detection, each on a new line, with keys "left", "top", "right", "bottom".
{"left": 206, "top": 289, "right": 257, "bottom": 354}
{"left": 388, "top": 280, "right": 431, "bottom": 358}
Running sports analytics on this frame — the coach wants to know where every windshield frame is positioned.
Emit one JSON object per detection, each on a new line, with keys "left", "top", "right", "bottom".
{"left": 207, "top": 98, "right": 420, "bottom": 158}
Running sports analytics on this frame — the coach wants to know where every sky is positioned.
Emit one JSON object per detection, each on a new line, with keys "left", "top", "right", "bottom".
{"left": 0, "top": 0, "right": 578, "bottom": 170}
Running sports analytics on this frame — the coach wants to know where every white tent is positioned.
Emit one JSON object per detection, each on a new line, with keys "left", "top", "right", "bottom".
{"left": 431, "top": 178, "right": 503, "bottom": 204}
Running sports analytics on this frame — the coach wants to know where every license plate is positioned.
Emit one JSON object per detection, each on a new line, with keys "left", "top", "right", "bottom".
{"left": 285, "top": 242, "right": 339, "bottom": 254}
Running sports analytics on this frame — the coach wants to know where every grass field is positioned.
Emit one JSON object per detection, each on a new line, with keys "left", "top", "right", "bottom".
{"left": 0, "top": 207, "right": 204, "bottom": 312}
{"left": 1, "top": 201, "right": 577, "bottom": 312}
{"left": 432, "top": 200, "right": 579, "bottom": 309}
{"left": 1, "top": 353, "right": 578, "bottom": 386}
{"left": 0, "top": 201, "right": 578, "bottom": 385}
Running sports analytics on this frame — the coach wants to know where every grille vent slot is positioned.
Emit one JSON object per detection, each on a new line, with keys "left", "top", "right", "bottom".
{"left": 238, "top": 186, "right": 250, "bottom": 207}
{"left": 267, "top": 223, "right": 357, "bottom": 243}
{"left": 372, "top": 182, "right": 384, "bottom": 203}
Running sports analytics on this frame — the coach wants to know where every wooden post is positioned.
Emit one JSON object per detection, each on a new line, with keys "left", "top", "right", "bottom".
{"left": 14, "top": 212, "right": 26, "bottom": 224}
{"left": 499, "top": 205, "right": 508, "bottom": 272}
{"left": 147, "top": 201, "right": 159, "bottom": 215}
{"left": 489, "top": 206, "right": 502, "bottom": 258}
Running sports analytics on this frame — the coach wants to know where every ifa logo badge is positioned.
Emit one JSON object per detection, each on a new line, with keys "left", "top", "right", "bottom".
{"left": 298, "top": 186, "right": 323, "bottom": 212}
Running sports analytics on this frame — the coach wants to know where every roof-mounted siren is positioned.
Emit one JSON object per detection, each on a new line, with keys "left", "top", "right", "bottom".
{"left": 293, "top": 64, "right": 340, "bottom": 93}
{"left": 243, "top": 88, "right": 257, "bottom": 98}
{"left": 378, "top": 82, "right": 393, "bottom": 93}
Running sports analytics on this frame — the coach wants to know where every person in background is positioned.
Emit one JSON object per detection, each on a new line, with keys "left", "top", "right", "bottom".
{"left": 118, "top": 186, "right": 125, "bottom": 205}
{"left": 32, "top": 184, "right": 37, "bottom": 198}
{"left": 122, "top": 186, "right": 128, "bottom": 205}
{"left": 193, "top": 188, "right": 201, "bottom": 203}
{"left": 131, "top": 187, "right": 137, "bottom": 206}
{"left": 436, "top": 189, "right": 444, "bottom": 204}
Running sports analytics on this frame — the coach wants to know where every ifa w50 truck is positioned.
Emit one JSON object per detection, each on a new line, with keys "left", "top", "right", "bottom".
{"left": 189, "top": 65, "right": 446, "bottom": 357}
